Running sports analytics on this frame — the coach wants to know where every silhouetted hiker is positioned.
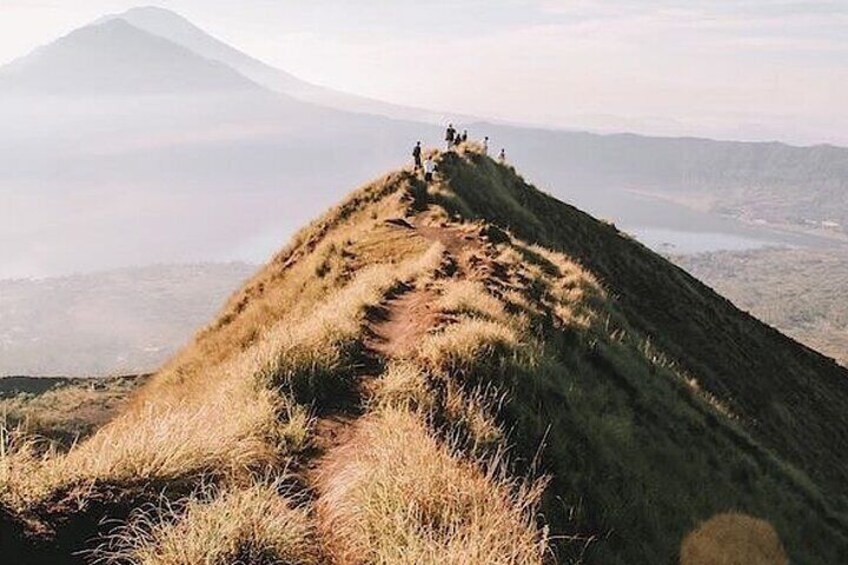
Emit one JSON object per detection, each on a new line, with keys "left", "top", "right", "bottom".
{"left": 499, "top": 148, "right": 506, "bottom": 163}
{"left": 483, "top": 136, "right": 490, "bottom": 155}
{"left": 445, "top": 124, "right": 456, "bottom": 150}
{"left": 462, "top": 130, "right": 469, "bottom": 143}
{"left": 412, "top": 141, "right": 422, "bottom": 171}
{"left": 424, "top": 157, "right": 436, "bottom": 183}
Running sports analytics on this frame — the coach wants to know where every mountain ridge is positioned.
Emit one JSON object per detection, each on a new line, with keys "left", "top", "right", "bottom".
{"left": 2, "top": 146, "right": 846, "bottom": 563}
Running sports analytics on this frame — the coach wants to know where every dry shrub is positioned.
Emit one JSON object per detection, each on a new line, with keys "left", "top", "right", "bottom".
{"left": 99, "top": 480, "right": 318, "bottom": 565}
{"left": 680, "top": 513, "right": 789, "bottom": 565}
{"left": 317, "top": 407, "right": 548, "bottom": 565}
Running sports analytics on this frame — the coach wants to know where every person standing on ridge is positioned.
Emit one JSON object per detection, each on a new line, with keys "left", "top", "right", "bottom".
{"left": 424, "top": 156, "right": 436, "bottom": 183}
{"left": 462, "top": 130, "right": 469, "bottom": 143}
{"left": 445, "top": 124, "right": 456, "bottom": 150}
{"left": 483, "top": 136, "right": 490, "bottom": 155}
{"left": 499, "top": 148, "right": 507, "bottom": 163}
{"left": 412, "top": 141, "right": 422, "bottom": 171}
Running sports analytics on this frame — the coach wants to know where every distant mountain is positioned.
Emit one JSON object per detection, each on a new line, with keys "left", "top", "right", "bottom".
{"left": 0, "top": 19, "right": 264, "bottom": 96}
{"left": 102, "top": 6, "right": 460, "bottom": 122}
{"left": 0, "top": 14, "right": 435, "bottom": 279}
{"left": 482, "top": 125, "right": 848, "bottom": 234}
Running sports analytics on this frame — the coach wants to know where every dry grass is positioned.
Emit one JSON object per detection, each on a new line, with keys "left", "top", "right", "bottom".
{"left": 436, "top": 280, "right": 506, "bottom": 322}
{"left": 442, "top": 381, "right": 506, "bottom": 450}
{"left": 418, "top": 318, "right": 521, "bottom": 377}
{"left": 371, "top": 361, "right": 434, "bottom": 413}
{"left": 371, "top": 362, "right": 504, "bottom": 451}
{"left": 64, "top": 377, "right": 296, "bottom": 484}
{"left": 317, "top": 407, "right": 548, "bottom": 565}
{"left": 0, "top": 238, "right": 443, "bottom": 513}
{"left": 98, "top": 479, "right": 318, "bottom": 565}
{"left": 0, "top": 374, "right": 301, "bottom": 511}
{"left": 680, "top": 513, "right": 789, "bottom": 565}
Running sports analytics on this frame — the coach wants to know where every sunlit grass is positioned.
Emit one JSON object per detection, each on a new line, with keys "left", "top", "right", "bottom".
{"left": 98, "top": 479, "right": 318, "bottom": 565}
{"left": 317, "top": 407, "right": 548, "bottom": 565}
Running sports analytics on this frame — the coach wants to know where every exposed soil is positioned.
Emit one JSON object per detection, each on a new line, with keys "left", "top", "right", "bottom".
{"left": 366, "top": 287, "right": 439, "bottom": 359}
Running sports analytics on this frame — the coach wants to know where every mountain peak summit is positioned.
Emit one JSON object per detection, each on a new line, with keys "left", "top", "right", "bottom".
{"left": 0, "top": 16, "right": 263, "bottom": 96}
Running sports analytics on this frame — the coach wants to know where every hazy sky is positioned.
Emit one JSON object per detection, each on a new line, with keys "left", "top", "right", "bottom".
{"left": 1, "top": 1, "right": 847, "bottom": 144}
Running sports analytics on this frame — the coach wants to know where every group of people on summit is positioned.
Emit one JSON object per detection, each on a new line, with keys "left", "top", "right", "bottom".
{"left": 444, "top": 124, "right": 469, "bottom": 149}
{"left": 412, "top": 124, "right": 506, "bottom": 183}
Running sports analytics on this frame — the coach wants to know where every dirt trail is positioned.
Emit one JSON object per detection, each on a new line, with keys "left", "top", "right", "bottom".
{"left": 304, "top": 219, "right": 503, "bottom": 560}
{"left": 366, "top": 286, "right": 439, "bottom": 359}
{"left": 304, "top": 282, "right": 437, "bottom": 469}
{"left": 305, "top": 219, "right": 497, "bottom": 448}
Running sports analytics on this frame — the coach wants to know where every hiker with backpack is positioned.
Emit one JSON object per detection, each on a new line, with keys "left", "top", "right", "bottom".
{"left": 445, "top": 124, "right": 456, "bottom": 150}
{"left": 461, "top": 130, "right": 469, "bottom": 143}
{"left": 412, "top": 141, "right": 422, "bottom": 171}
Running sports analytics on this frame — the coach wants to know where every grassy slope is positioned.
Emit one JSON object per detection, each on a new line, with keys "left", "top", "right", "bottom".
{"left": 438, "top": 149, "right": 848, "bottom": 487}
{"left": 1, "top": 147, "right": 846, "bottom": 564}
{"left": 429, "top": 149, "right": 848, "bottom": 562}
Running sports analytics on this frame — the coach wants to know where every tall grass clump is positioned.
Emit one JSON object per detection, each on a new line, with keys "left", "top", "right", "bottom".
{"left": 436, "top": 280, "right": 506, "bottom": 322}
{"left": 59, "top": 374, "right": 297, "bottom": 488}
{"left": 98, "top": 479, "right": 318, "bottom": 565}
{"left": 0, "top": 425, "right": 75, "bottom": 511}
{"left": 371, "top": 361, "right": 434, "bottom": 413}
{"left": 418, "top": 318, "right": 521, "bottom": 377}
{"left": 317, "top": 407, "right": 548, "bottom": 565}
